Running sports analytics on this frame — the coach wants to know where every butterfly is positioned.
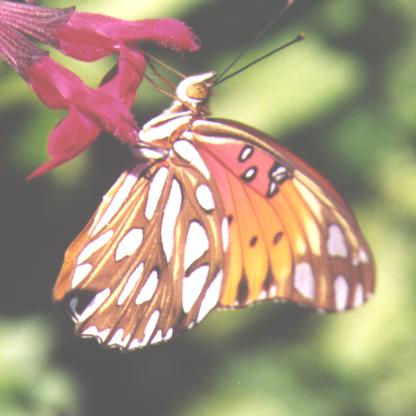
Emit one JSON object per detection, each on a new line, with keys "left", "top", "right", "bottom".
{"left": 53, "top": 72, "right": 375, "bottom": 350}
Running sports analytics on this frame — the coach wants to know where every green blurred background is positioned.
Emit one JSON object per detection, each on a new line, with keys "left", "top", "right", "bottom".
{"left": 0, "top": 0, "right": 415, "bottom": 415}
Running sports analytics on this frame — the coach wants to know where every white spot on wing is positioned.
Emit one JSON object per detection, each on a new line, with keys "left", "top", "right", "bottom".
{"left": 197, "top": 270, "right": 223, "bottom": 323}
{"left": 268, "top": 181, "right": 278, "bottom": 197}
{"left": 269, "top": 285, "right": 278, "bottom": 297}
{"left": 107, "top": 328, "right": 131, "bottom": 348}
{"left": 164, "top": 328, "right": 173, "bottom": 341}
{"left": 92, "top": 164, "right": 144, "bottom": 236}
{"left": 294, "top": 262, "right": 315, "bottom": 300}
{"left": 239, "top": 145, "right": 253, "bottom": 161}
{"left": 353, "top": 249, "right": 369, "bottom": 266}
{"left": 150, "top": 329, "right": 164, "bottom": 345}
{"left": 242, "top": 166, "right": 256, "bottom": 181}
{"left": 182, "top": 265, "right": 209, "bottom": 313}
{"left": 221, "top": 218, "right": 229, "bottom": 252}
{"left": 327, "top": 224, "right": 348, "bottom": 258}
{"left": 97, "top": 328, "right": 111, "bottom": 343}
{"left": 145, "top": 167, "right": 169, "bottom": 220}
{"left": 196, "top": 184, "right": 215, "bottom": 211}
{"left": 184, "top": 222, "right": 209, "bottom": 271}
{"left": 359, "top": 250, "right": 369, "bottom": 263}
{"left": 129, "top": 339, "right": 140, "bottom": 350}
{"left": 271, "top": 165, "right": 288, "bottom": 180}
{"left": 140, "top": 310, "right": 160, "bottom": 347}
{"left": 115, "top": 228, "right": 143, "bottom": 261}
{"left": 135, "top": 269, "right": 158, "bottom": 305}
{"left": 81, "top": 326, "right": 98, "bottom": 337}
{"left": 72, "top": 263, "right": 93, "bottom": 288}
{"left": 77, "top": 230, "right": 114, "bottom": 264}
{"left": 173, "top": 140, "right": 210, "bottom": 179}
{"left": 113, "top": 330, "right": 130, "bottom": 348}
{"left": 161, "top": 179, "right": 182, "bottom": 262}
{"left": 81, "top": 326, "right": 111, "bottom": 343}
{"left": 353, "top": 284, "right": 364, "bottom": 308}
{"left": 118, "top": 263, "right": 144, "bottom": 305}
{"left": 334, "top": 275, "right": 349, "bottom": 310}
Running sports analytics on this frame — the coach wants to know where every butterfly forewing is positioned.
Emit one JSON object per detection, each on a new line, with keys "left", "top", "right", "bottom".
{"left": 191, "top": 118, "right": 374, "bottom": 311}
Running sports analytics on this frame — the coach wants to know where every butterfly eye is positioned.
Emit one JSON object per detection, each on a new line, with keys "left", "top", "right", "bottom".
{"left": 186, "top": 82, "right": 209, "bottom": 100}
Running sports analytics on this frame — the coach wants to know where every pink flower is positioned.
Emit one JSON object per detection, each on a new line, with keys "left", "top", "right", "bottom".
{"left": 0, "top": 1, "right": 199, "bottom": 178}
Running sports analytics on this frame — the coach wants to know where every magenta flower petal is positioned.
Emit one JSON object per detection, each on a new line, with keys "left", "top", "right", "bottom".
{"left": 27, "top": 55, "right": 84, "bottom": 108}
{"left": 28, "top": 107, "right": 99, "bottom": 179}
{"left": 57, "top": 15, "right": 199, "bottom": 61}
{"left": 28, "top": 56, "right": 138, "bottom": 142}
{"left": 47, "top": 107, "right": 99, "bottom": 157}
{"left": 100, "top": 44, "right": 147, "bottom": 107}
{"left": 0, "top": 3, "right": 200, "bottom": 177}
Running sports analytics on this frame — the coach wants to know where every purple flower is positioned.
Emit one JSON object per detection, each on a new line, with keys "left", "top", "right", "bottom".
{"left": 0, "top": 1, "right": 199, "bottom": 178}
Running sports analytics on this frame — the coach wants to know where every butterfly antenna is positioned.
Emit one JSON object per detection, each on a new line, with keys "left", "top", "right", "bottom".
{"left": 144, "top": 51, "right": 186, "bottom": 80}
{"left": 215, "top": 0, "right": 295, "bottom": 84}
{"left": 142, "top": 52, "right": 186, "bottom": 100}
{"left": 144, "top": 51, "right": 188, "bottom": 92}
{"left": 214, "top": 32, "right": 304, "bottom": 86}
{"left": 143, "top": 72, "right": 177, "bottom": 101}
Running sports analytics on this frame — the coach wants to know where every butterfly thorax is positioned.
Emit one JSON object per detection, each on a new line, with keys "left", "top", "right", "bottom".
{"left": 134, "top": 72, "right": 215, "bottom": 161}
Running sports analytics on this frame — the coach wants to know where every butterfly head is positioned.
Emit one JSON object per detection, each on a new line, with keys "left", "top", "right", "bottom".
{"left": 176, "top": 72, "right": 216, "bottom": 108}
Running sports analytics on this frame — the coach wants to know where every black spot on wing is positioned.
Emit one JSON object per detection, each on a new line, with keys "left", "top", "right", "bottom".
{"left": 237, "top": 275, "right": 249, "bottom": 304}
{"left": 273, "top": 231, "right": 283, "bottom": 245}
{"left": 238, "top": 145, "right": 254, "bottom": 162}
{"left": 268, "top": 161, "right": 292, "bottom": 184}
{"left": 262, "top": 268, "right": 274, "bottom": 292}
{"left": 240, "top": 166, "right": 257, "bottom": 183}
{"left": 267, "top": 181, "right": 279, "bottom": 198}
{"left": 60, "top": 289, "right": 98, "bottom": 320}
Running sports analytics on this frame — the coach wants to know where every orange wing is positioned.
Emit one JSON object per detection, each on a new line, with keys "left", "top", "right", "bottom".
{"left": 193, "top": 118, "right": 374, "bottom": 311}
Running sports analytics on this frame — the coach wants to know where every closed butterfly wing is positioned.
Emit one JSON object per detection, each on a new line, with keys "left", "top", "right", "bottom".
{"left": 53, "top": 156, "right": 227, "bottom": 350}
{"left": 53, "top": 72, "right": 374, "bottom": 351}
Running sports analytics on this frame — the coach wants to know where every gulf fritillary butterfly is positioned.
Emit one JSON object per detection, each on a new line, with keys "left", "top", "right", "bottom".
{"left": 53, "top": 72, "right": 374, "bottom": 350}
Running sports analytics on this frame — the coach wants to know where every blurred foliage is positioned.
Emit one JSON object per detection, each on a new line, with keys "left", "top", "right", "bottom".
{"left": 0, "top": 0, "right": 415, "bottom": 415}
{"left": 0, "top": 317, "right": 79, "bottom": 415}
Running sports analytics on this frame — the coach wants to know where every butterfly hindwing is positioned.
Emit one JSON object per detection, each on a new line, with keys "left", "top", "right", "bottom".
{"left": 53, "top": 158, "right": 225, "bottom": 350}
